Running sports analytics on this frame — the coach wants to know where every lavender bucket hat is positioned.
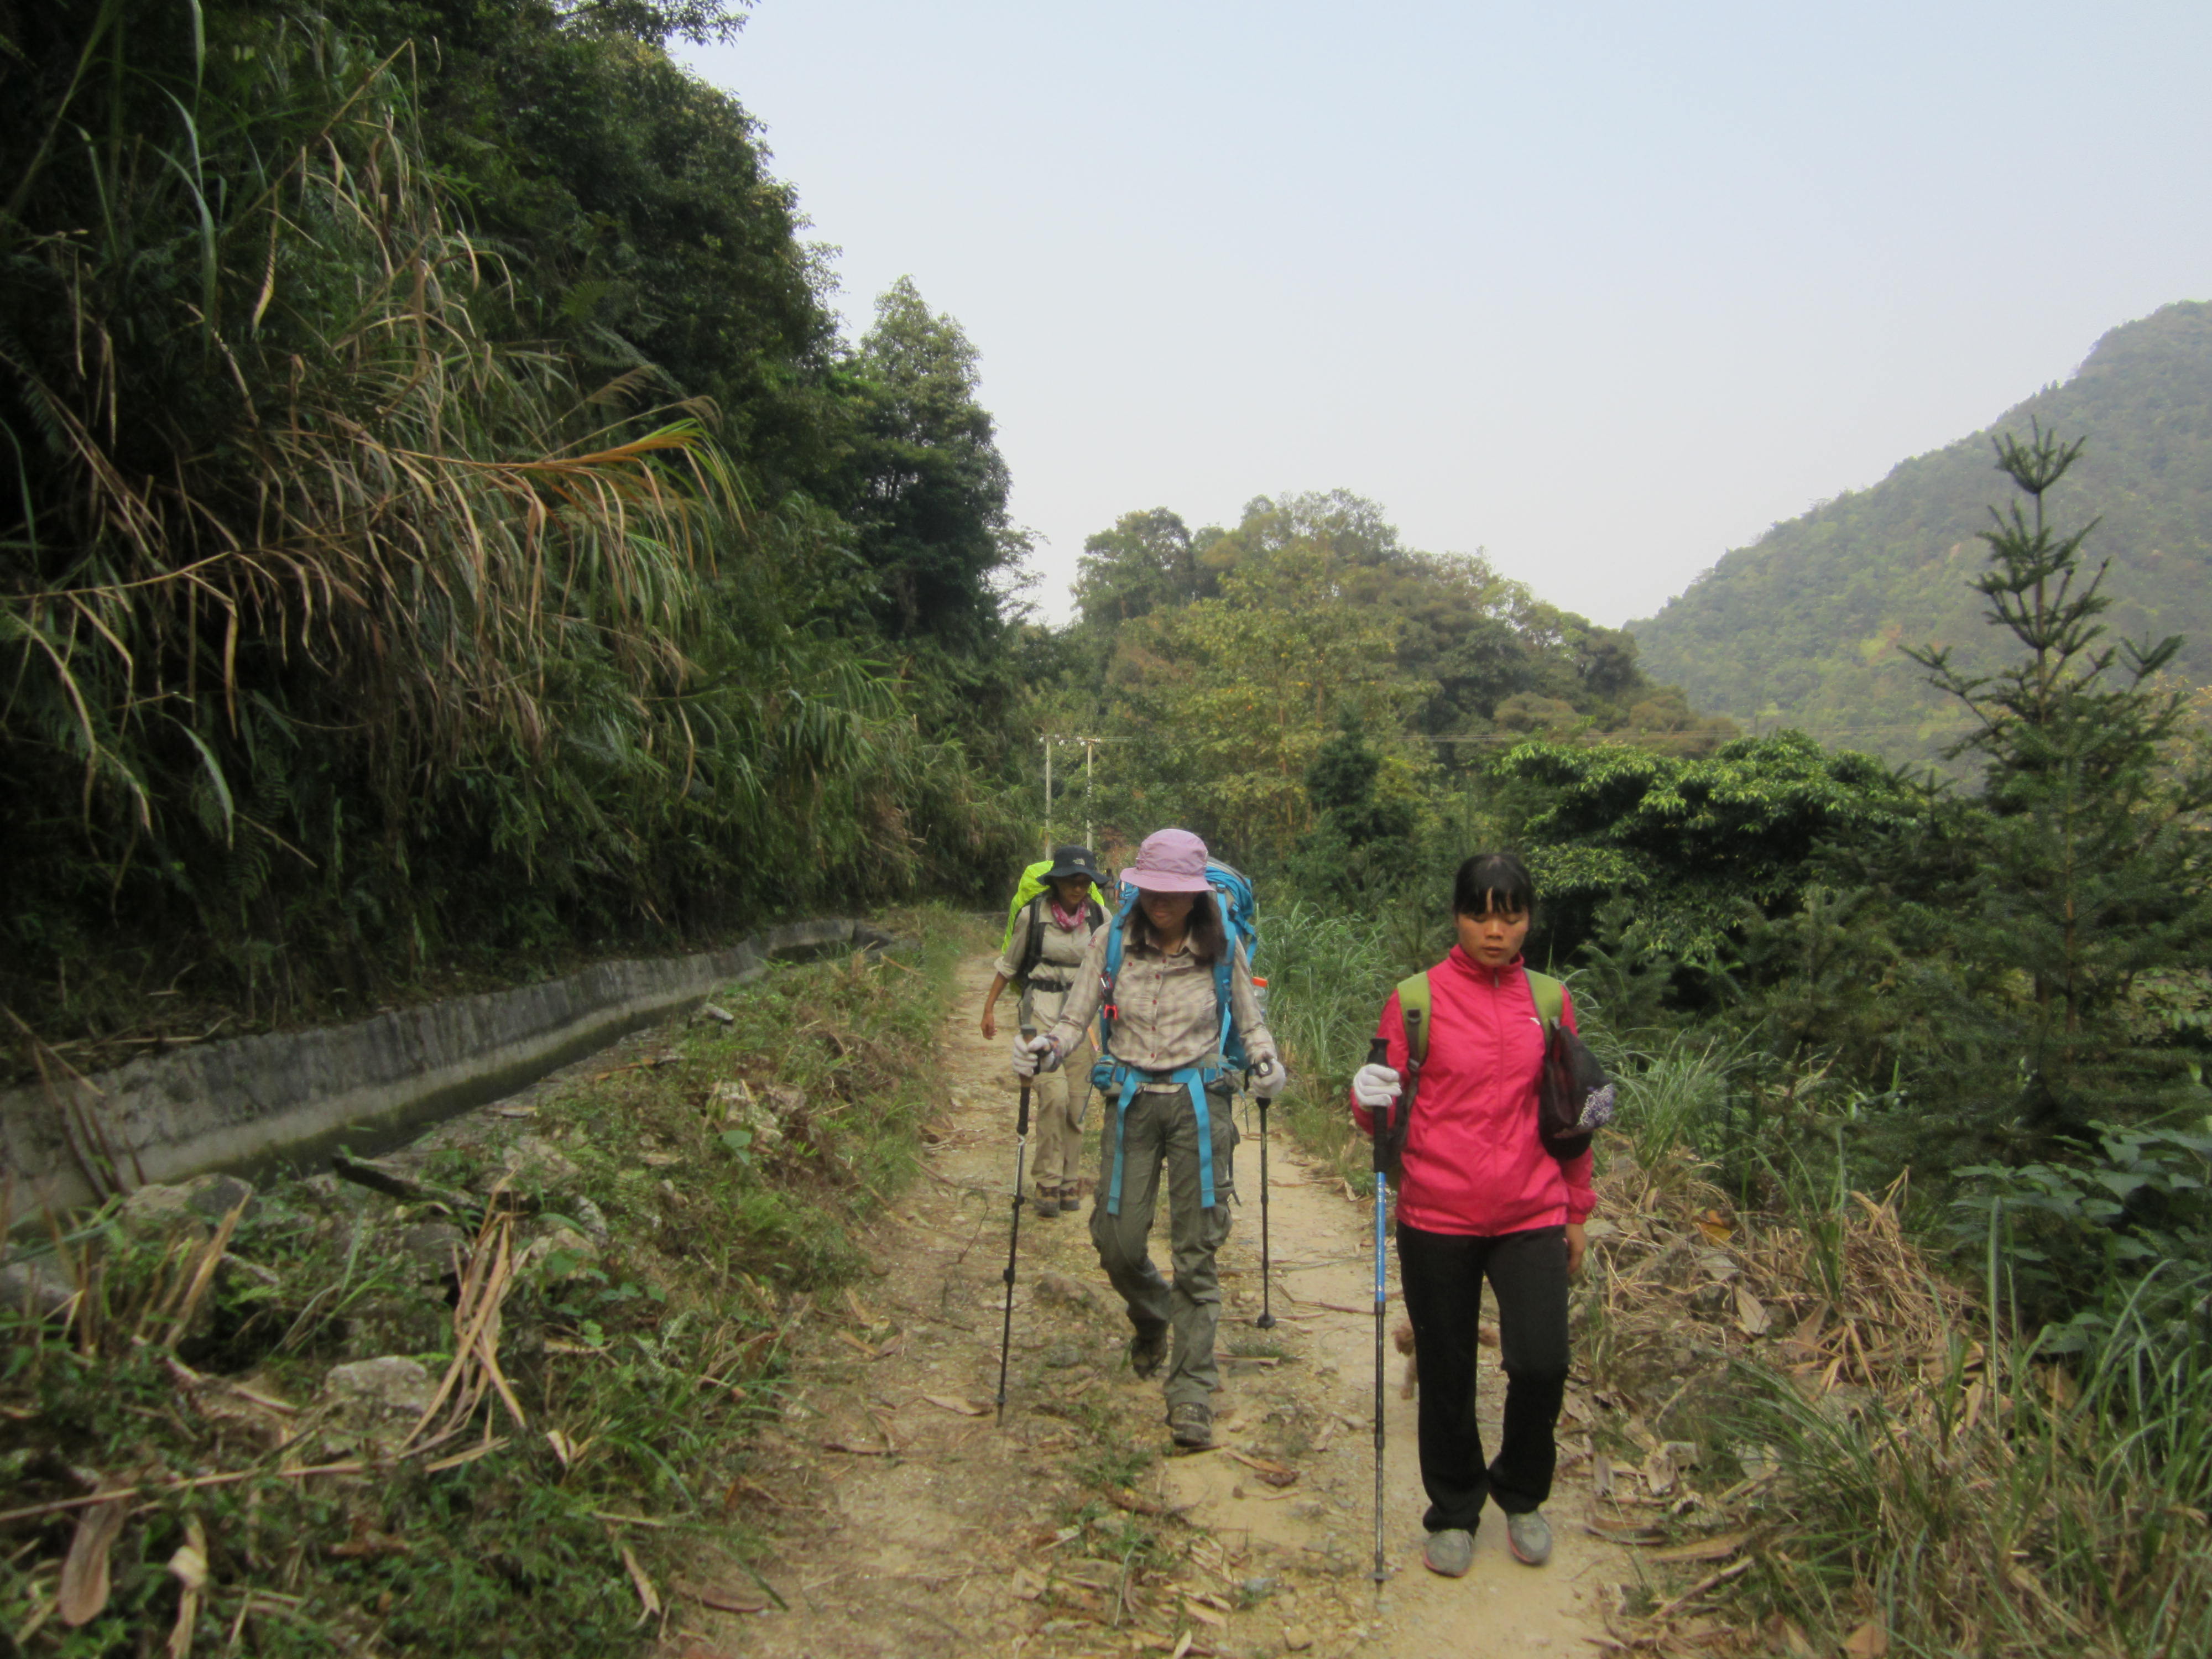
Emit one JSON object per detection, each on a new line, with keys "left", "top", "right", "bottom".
{"left": 1123, "top": 827, "right": 1213, "bottom": 894}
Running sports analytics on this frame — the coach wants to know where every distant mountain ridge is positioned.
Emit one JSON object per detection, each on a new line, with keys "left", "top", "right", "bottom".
{"left": 1629, "top": 301, "right": 2212, "bottom": 766}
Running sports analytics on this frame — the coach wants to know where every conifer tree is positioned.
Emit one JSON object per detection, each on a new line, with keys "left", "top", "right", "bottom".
{"left": 1909, "top": 425, "right": 2212, "bottom": 1139}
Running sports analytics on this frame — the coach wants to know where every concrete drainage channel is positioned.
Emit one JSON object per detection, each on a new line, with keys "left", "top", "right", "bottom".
{"left": 1, "top": 917, "right": 901, "bottom": 1220}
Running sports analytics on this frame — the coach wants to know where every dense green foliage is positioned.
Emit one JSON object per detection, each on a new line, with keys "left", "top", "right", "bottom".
{"left": 1632, "top": 301, "right": 2212, "bottom": 765}
{"left": 1029, "top": 489, "right": 1735, "bottom": 872}
{"left": 1213, "top": 436, "right": 2212, "bottom": 1352}
{"left": 1494, "top": 732, "right": 1918, "bottom": 967}
{"left": 0, "top": 0, "right": 1027, "bottom": 1053}
{"left": 1524, "top": 439, "right": 2212, "bottom": 1341}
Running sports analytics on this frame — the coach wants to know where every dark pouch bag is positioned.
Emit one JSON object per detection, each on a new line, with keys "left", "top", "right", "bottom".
{"left": 1536, "top": 1018, "right": 1614, "bottom": 1159}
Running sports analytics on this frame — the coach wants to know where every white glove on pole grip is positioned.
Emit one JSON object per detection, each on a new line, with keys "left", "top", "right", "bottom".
{"left": 1249, "top": 1055, "right": 1288, "bottom": 1096}
{"left": 1352, "top": 1063, "right": 1402, "bottom": 1109}
{"left": 1011, "top": 1032, "right": 1060, "bottom": 1077}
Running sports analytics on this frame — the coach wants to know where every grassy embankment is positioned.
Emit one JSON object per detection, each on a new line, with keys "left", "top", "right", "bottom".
{"left": 0, "top": 909, "right": 977, "bottom": 1655}
{"left": 1262, "top": 909, "right": 2212, "bottom": 1658}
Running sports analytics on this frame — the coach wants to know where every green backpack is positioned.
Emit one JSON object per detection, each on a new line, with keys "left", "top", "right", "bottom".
{"left": 1386, "top": 968, "right": 1608, "bottom": 1162}
{"left": 1394, "top": 968, "right": 1566, "bottom": 1062}
{"left": 1000, "top": 861, "right": 1107, "bottom": 988}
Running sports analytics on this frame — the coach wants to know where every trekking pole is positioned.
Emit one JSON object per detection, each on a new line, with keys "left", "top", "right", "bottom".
{"left": 1375, "top": 1009, "right": 1423, "bottom": 1584}
{"left": 1254, "top": 1094, "right": 1276, "bottom": 1329}
{"left": 995, "top": 1079, "right": 1032, "bottom": 1424}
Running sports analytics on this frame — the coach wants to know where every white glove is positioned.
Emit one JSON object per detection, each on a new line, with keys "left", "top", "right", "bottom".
{"left": 1352, "top": 1063, "right": 1402, "bottom": 1109}
{"left": 1011, "top": 1032, "right": 1061, "bottom": 1078}
{"left": 1249, "top": 1055, "right": 1288, "bottom": 1096}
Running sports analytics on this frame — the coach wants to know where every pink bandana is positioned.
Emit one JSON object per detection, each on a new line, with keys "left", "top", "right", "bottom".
{"left": 1050, "top": 898, "right": 1086, "bottom": 931}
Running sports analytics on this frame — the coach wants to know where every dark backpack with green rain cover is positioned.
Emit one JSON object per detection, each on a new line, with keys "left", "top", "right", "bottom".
{"left": 1000, "top": 860, "right": 1107, "bottom": 989}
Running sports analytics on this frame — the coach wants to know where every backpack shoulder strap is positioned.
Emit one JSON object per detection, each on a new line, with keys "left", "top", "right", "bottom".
{"left": 1103, "top": 891, "right": 1134, "bottom": 978}
{"left": 1394, "top": 972, "right": 1433, "bottom": 1064}
{"left": 1213, "top": 948, "right": 1235, "bottom": 1047}
{"left": 1097, "top": 890, "right": 1140, "bottom": 1048}
{"left": 1014, "top": 895, "right": 1050, "bottom": 982}
{"left": 1524, "top": 969, "right": 1564, "bottom": 1030}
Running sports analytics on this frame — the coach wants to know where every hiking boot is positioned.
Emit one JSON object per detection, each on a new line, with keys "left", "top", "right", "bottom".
{"left": 1422, "top": 1527, "right": 1475, "bottom": 1578}
{"left": 1057, "top": 1184, "right": 1082, "bottom": 1214}
{"left": 1032, "top": 1186, "right": 1060, "bottom": 1218}
{"left": 1167, "top": 1402, "right": 1213, "bottom": 1450}
{"left": 1128, "top": 1322, "right": 1168, "bottom": 1380}
{"left": 1506, "top": 1509, "right": 1552, "bottom": 1566}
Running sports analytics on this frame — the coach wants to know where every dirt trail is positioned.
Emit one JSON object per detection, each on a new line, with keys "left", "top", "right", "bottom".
{"left": 684, "top": 954, "right": 1624, "bottom": 1658}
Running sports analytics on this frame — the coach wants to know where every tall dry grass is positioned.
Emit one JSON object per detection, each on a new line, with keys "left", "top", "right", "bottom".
{"left": 1577, "top": 1053, "right": 2212, "bottom": 1658}
{"left": 1254, "top": 913, "right": 2211, "bottom": 1656}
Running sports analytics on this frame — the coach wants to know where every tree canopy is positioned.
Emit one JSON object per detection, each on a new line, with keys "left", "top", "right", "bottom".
{"left": 0, "top": 0, "right": 1028, "bottom": 1050}
{"left": 1042, "top": 489, "right": 1734, "bottom": 870}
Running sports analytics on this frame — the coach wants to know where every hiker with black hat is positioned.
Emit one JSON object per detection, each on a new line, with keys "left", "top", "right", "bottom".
{"left": 982, "top": 845, "right": 1108, "bottom": 1218}
{"left": 1013, "top": 828, "right": 1288, "bottom": 1451}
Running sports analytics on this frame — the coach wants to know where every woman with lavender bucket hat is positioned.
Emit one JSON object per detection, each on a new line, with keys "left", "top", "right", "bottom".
{"left": 1012, "top": 828, "right": 1287, "bottom": 1451}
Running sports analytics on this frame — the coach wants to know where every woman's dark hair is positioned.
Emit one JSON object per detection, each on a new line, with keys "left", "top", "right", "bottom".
{"left": 1452, "top": 852, "right": 1536, "bottom": 918}
{"left": 1126, "top": 890, "right": 1227, "bottom": 962}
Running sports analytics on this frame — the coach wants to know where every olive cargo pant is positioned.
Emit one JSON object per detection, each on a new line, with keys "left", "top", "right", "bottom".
{"left": 1088, "top": 1083, "right": 1238, "bottom": 1408}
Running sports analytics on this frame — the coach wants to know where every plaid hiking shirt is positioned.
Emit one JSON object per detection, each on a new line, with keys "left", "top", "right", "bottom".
{"left": 1046, "top": 930, "right": 1275, "bottom": 1089}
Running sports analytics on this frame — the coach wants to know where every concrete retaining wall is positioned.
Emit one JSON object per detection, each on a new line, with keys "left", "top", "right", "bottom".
{"left": 2, "top": 919, "right": 898, "bottom": 1214}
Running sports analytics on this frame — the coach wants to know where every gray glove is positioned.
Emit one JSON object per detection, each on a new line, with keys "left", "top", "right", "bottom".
{"left": 1011, "top": 1032, "right": 1061, "bottom": 1078}
{"left": 1249, "top": 1055, "right": 1289, "bottom": 1096}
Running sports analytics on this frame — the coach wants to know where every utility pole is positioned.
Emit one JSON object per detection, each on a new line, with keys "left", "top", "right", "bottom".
{"left": 1083, "top": 738, "right": 1096, "bottom": 851}
{"left": 1041, "top": 736, "right": 1055, "bottom": 855}
{"left": 1040, "top": 734, "right": 1126, "bottom": 857}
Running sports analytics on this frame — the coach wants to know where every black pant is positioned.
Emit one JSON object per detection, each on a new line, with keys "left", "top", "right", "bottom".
{"left": 1396, "top": 1220, "right": 1570, "bottom": 1531}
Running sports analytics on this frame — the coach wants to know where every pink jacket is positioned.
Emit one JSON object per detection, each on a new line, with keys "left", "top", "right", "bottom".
{"left": 1350, "top": 947, "right": 1596, "bottom": 1237}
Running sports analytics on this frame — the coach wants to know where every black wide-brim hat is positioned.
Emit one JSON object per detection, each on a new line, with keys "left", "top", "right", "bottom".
{"left": 1043, "top": 844, "right": 1104, "bottom": 885}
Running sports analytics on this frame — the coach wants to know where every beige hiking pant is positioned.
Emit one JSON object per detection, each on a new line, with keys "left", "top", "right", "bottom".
{"left": 1021, "top": 989, "right": 1093, "bottom": 1192}
{"left": 1029, "top": 1029, "right": 1094, "bottom": 1190}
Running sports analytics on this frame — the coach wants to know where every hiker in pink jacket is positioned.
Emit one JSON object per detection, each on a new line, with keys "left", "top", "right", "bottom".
{"left": 1349, "top": 852, "right": 1594, "bottom": 1579}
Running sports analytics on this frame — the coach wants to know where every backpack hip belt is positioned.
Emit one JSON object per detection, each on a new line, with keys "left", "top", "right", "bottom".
{"left": 1092, "top": 1058, "right": 1225, "bottom": 1214}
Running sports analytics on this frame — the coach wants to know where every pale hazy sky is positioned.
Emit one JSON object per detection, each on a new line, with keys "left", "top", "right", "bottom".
{"left": 681, "top": 1, "right": 2212, "bottom": 628}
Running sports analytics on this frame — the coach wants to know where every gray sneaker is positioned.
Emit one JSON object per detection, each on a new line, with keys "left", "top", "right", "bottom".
{"left": 1422, "top": 1528, "right": 1474, "bottom": 1578}
{"left": 1506, "top": 1509, "right": 1552, "bottom": 1566}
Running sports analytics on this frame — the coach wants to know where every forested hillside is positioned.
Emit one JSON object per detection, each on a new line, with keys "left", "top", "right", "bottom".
{"left": 1, "top": 0, "right": 1030, "bottom": 1056}
{"left": 1024, "top": 489, "right": 1736, "bottom": 874}
{"left": 1630, "top": 300, "right": 2212, "bottom": 763}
